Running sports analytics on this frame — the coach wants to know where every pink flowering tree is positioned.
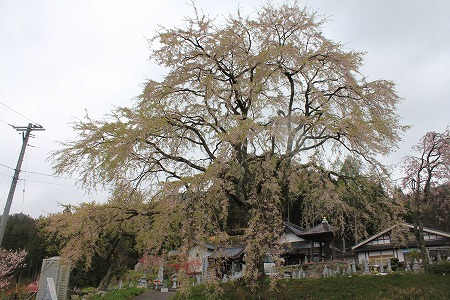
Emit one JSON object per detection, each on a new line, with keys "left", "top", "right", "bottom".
{"left": 402, "top": 127, "right": 450, "bottom": 269}
{"left": 0, "top": 248, "right": 27, "bottom": 290}
{"left": 52, "top": 2, "right": 407, "bottom": 284}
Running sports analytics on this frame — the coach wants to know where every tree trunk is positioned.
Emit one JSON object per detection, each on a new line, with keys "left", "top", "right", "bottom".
{"left": 413, "top": 220, "right": 430, "bottom": 270}
{"left": 97, "top": 264, "right": 116, "bottom": 291}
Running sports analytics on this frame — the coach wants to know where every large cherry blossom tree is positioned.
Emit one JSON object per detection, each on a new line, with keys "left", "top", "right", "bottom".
{"left": 52, "top": 2, "right": 406, "bottom": 281}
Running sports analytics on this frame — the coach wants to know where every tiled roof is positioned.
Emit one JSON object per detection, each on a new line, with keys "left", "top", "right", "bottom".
{"left": 209, "top": 246, "right": 245, "bottom": 259}
{"left": 299, "top": 220, "right": 334, "bottom": 240}
{"left": 284, "top": 222, "right": 304, "bottom": 236}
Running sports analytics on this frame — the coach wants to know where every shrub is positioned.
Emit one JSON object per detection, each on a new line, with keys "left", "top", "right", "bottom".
{"left": 390, "top": 257, "right": 399, "bottom": 265}
{"left": 90, "top": 287, "right": 144, "bottom": 300}
{"left": 427, "top": 261, "right": 450, "bottom": 274}
{"left": 396, "top": 262, "right": 405, "bottom": 271}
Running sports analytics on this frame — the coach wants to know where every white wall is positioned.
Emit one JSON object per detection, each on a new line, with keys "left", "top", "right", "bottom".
{"left": 280, "top": 232, "right": 305, "bottom": 244}
{"left": 357, "top": 249, "right": 405, "bottom": 264}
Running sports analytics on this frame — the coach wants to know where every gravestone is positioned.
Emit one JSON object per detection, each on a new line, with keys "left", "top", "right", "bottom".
{"left": 363, "top": 260, "right": 370, "bottom": 274}
{"left": 351, "top": 260, "right": 357, "bottom": 273}
{"left": 171, "top": 274, "right": 178, "bottom": 289}
{"left": 347, "top": 263, "right": 352, "bottom": 275}
{"left": 342, "top": 266, "right": 347, "bottom": 276}
{"left": 412, "top": 259, "right": 420, "bottom": 272}
{"left": 405, "top": 262, "right": 411, "bottom": 272}
{"left": 160, "top": 281, "right": 169, "bottom": 293}
{"left": 157, "top": 266, "right": 164, "bottom": 282}
{"left": 322, "top": 265, "right": 329, "bottom": 278}
{"left": 292, "top": 270, "right": 298, "bottom": 279}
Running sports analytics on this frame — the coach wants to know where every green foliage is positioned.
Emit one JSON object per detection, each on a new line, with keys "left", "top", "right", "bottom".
{"left": 406, "top": 250, "right": 420, "bottom": 261}
{"left": 427, "top": 261, "right": 450, "bottom": 274}
{"left": 401, "top": 183, "right": 450, "bottom": 233}
{"left": 175, "top": 273, "right": 450, "bottom": 300}
{"left": 80, "top": 287, "right": 97, "bottom": 294}
{"left": 1, "top": 213, "right": 47, "bottom": 278}
{"left": 390, "top": 257, "right": 399, "bottom": 265}
{"left": 284, "top": 156, "right": 401, "bottom": 241}
{"left": 38, "top": 193, "right": 142, "bottom": 290}
{"left": 390, "top": 257, "right": 402, "bottom": 271}
{"left": 70, "top": 255, "right": 112, "bottom": 289}
{"left": 90, "top": 287, "right": 144, "bottom": 300}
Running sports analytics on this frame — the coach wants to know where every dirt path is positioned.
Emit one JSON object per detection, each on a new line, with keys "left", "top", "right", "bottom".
{"left": 133, "top": 289, "right": 177, "bottom": 300}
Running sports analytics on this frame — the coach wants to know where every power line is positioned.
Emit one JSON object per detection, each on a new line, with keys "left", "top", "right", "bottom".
{"left": 0, "top": 100, "right": 40, "bottom": 125}
{"left": 0, "top": 162, "right": 76, "bottom": 180}
{"left": 0, "top": 163, "right": 14, "bottom": 170}
{"left": 0, "top": 119, "right": 13, "bottom": 127}
{"left": 22, "top": 178, "right": 77, "bottom": 187}
{"left": 22, "top": 170, "right": 77, "bottom": 181}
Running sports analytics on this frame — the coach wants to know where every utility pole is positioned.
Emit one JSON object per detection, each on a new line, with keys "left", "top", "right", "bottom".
{"left": 0, "top": 123, "right": 45, "bottom": 247}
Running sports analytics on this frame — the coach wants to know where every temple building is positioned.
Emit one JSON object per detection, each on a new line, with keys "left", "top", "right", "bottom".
{"left": 352, "top": 223, "right": 450, "bottom": 265}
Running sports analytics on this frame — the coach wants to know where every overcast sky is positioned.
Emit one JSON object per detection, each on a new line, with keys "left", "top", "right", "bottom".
{"left": 1, "top": 0, "right": 449, "bottom": 218}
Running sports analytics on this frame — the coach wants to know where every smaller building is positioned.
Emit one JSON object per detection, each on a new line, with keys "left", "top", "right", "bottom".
{"left": 187, "top": 243, "right": 215, "bottom": 275}
{"left": 208, "top": 246, "right": 245, "bottom": 280}
{"left": 352, "top": 223, "right": 450, "bottom": 265}
{"left": 297, "top": 218, "right": 336, "bottom": 262}
{"left": 282, "top": 222, "right": 321, "bottom": 265}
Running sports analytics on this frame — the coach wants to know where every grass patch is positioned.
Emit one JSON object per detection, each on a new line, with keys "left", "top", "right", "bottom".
{"left": 90, "top": 287, "right": 145, "bottom": 300}
{"left": 175, "top": 273, "right": 450, "bottom": 299}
